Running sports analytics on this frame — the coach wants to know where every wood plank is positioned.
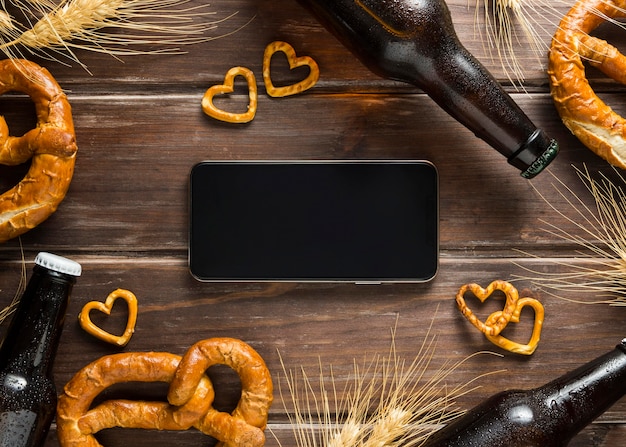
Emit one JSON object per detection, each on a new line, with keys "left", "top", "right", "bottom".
{"left": 0, "top": 91, "right": 617, "bottom": 253}
{"left": 0, "top": 0, "right": 626, "bottom": 445}
{"left": 2, "top": 255, "right": 624, "bottom": 446}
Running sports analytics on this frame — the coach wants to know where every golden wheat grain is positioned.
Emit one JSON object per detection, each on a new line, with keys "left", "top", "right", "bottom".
{"left": 0, "top": 11, "right": 17, "bottom": 32}
{"left": 276, "top": 323, "right": 502, "bottom": 447}
{"left": 17, "top": 0, "right": 124, "bottom": 48}
{"left": 363, "top": 407, "right": 412, "bottom": 447}
{"left": 0, "top": 0, "right": 239, "bottom": 66}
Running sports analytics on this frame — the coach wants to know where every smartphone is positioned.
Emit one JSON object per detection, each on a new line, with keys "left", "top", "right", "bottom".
{"left": 189, "top": 160, "right": 438, "bottom": 282}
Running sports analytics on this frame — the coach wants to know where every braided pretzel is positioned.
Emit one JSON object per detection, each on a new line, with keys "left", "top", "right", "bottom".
{"left": 57, "top": 338, "right": 273, "bottom": 447}
{"left": 0, "top": 59, "right": 77, "bottom": 242}
{"left": 549, "top": 0, "right": 626, "bottom": 168}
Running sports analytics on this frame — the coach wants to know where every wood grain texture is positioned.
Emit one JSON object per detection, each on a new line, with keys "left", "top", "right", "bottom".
{"left": 0, "top": 0, "right": 625, "bottom": 445}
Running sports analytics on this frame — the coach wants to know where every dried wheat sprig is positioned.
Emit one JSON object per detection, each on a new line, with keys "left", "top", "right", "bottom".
{"left": 472, "top": 0, "right": 568, "bottom": 88}
{"left": 276, "top": 321, "right": 502, "bottom": 447}
{"left": 0, "top": 0, "right": 240, "bottom": 66}
{"left": 0, "top": 242, "right": 27, "bottom": 325}
{"left": 514, "top": 165, "right": 626, "bottom": 305}
{"left": 472, "top": 0, "right": 626, "bottom": 89}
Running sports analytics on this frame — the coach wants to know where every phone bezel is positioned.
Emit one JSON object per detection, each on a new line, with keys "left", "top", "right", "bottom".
{"left": 189, "top": 160, "right": 439, "bottom": 283}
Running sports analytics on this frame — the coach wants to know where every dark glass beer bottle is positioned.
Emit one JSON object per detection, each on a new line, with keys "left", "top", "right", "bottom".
{"left": 423, "top": 339, "right": 626, "bottom": 446}
{"left": 297, "top": 0, "right": 559, "bottom": 179}
{"left": 0, "top": 252, "right": 81, "bottom": 447}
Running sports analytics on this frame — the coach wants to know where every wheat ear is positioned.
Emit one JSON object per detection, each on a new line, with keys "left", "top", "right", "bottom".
{"left": 276, "top": 322, "right": 502, "bottom": 447}
{"left": 0, "top": 0, "right": 240, "bottom": 66}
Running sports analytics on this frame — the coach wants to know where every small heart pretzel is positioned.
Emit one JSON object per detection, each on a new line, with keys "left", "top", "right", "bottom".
{"left": 263, "top": 41, "right": 320, "bottom": 97}
{"left": 202, "top": 66, "right": 258, "bottom": 123}
{"left": 78, "top": 288, "right": 138, "bottom": 347}
{"left": 484, "top": 297, "right": 544, "bottom": 356}
{"left": 56, "top": 337, "right": 273, "bottom": 447}
{"left": 455, "top": 281, "right": 520, "bottom": 337}
{"left": 456, "top": 280, "right": 544, "bottom": 355}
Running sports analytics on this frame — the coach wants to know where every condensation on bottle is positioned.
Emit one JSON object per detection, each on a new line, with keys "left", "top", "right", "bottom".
{"left": 0, "top": 252, "right": 81, "bottom": 447}
{"left": 421, "top": 340, "right": 626, "bottom": 446}
{"left": 298, "top": 0, "right": 559, "bottom": 178}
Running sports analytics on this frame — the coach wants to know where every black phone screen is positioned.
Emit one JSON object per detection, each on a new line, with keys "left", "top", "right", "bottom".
{"left": 189, "top": 161, "right": 438, "bottom": 282}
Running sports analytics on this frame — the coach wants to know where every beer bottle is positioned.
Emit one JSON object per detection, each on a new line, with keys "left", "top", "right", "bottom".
{"left": 297, "top": 0, "right": 559, "bottom": 179}
{"left": 423, "top": 339, "right": 626, "bottom": 446}
{"left": 0, "top": 252, "right": 81, "bottom": 447}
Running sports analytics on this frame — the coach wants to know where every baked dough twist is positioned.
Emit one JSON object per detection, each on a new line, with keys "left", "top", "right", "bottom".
{"left": 0, "top": 59, "right": 77, "bottom": 242}
{"left": 57, "top": 338, "right": 273, "bottom": 447}
{"left": 456, "top": 281, "right": 544, "bottom": 355}
{"left": 549, "top": 0, "right": 626, "bottom": 168}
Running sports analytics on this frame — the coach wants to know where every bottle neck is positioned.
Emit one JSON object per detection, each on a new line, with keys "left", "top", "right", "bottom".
{"left": 298, "top": 0, "right": 558, "bottom": 178}
{"left": 421, "top": 341, "right": 626, "bottom": 447}
{"left": 538, "top": 341, "right": 626, "bottom": 439}
{"left": 0, "top": 266, "right": 75, "bottom": 375}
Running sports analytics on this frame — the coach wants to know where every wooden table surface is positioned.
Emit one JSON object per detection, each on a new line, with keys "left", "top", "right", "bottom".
{"left": 1, "top": 0, "right": 626, "bottom": 445}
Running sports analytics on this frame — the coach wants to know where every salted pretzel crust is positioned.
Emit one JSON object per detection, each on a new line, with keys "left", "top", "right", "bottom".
{"left": 549, "top": 0, "right": 626, "bottom": 168}
{"left": 0, "top": 59, "right": 77, "bottom": 242}
{"left": 57, "top": 338, "right": 273, "bottom": 447}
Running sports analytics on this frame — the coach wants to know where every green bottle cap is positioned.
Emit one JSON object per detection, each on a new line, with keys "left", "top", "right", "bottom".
{"left": 508, "top": 128, "right": 559, "bottom": 179}
{"left": 520, "top": 139, "right": 559, "bottom": 179}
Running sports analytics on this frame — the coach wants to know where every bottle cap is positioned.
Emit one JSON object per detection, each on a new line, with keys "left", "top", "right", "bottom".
{"left": 35, "top": 252, "right": 82, "bottom": 277}
{"left": 508, "top": 129, "right": 559, "bottom": 179}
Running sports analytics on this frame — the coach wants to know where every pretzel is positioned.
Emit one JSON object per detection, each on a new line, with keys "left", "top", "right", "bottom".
{"left": 262, "top": 41, "right": 319, "bottom": 97}
{"left": 484, "top": 297, "right": 545, "bottom": 355}
{"left": 0, "top": 59, "right": 77, "bottom": 242}
{"left": 549, "top": 0, "right": 626, "bottom": 168}
{"left": 455, "top": 281, "right": 520, "bottom": 337}
{"left": 456, "top": 281, "right": 544, "bottom": 355}
{"left": 78, "top": 289, "right": 138, "bottom": 347}
{"left": 57, "top": 337, "right": 273, "bottom": 447}
{"left": 202, "top": 66, "right": 258, "bottom": 123}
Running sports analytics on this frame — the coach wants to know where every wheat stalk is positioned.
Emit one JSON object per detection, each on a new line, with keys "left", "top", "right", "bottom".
{"left": 472, "top": 0, "right": 626, "bottom": 89}
{"left": 0, "top": 0, "right": 240, "bottom": 67}
{"left": 0, "top": 242, "right": 27, "bottom": 325}
{"left": 276, "top": 321, "right": 502, "bottom": 447}
{"left": 514, "top": 165, "right": 626, "bottom": 305}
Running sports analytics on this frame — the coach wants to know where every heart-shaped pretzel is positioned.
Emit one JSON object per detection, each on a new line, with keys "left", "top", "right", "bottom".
{"left": 456, "top": 281, "right": 544, "bottom": 355}
{"left": 455, "top": 280, "right": 520, "bottom": 337}
{"left": 57, "top": 337, "right": 273, "bottom": 447}
{"left": 78, "top": 289, "right": 138, "bottom": 347}
{"left": 549, "top": 0, "right": 626, "bottom": 168}
{"left": 202, "top": 66, "right": 258, "bottom": 123}
{"left": 262, "top": 41, "right": 319, "bottom": 97}
{"left": 484, "top": 297, "right": 544, "bottom": 356}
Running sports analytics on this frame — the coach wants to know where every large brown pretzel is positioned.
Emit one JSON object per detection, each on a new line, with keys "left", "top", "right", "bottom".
{"left": 0, "top": 59, "right": 77, "bottom": 242}
{"left": 549, "top": 0, "right": 626, "bottom": 168}
{"left": 57, "top": 338, "right": 273, "bottom": 447}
